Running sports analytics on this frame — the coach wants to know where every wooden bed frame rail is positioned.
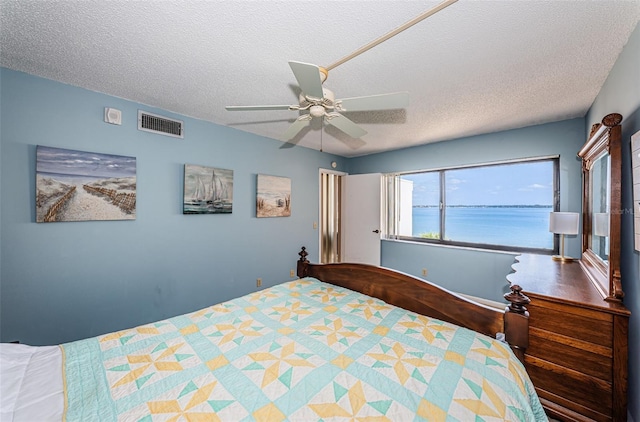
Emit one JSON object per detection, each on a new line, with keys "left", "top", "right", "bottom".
{"left": 297, "top": 247, "right": 530, "bottom": 362}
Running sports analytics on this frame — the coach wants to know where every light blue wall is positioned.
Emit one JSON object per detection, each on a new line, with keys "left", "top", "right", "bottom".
{"left": 381, "top": 241, "right": 517, "bottom": 302}
{"left": 348, "top": 118, "right": 585, "bottom": 302}
{"left": 0, "top": 68, "right": 347, "bottom": 346}
{"left": 587, "top": 22, "right": 640, "bottom": 422}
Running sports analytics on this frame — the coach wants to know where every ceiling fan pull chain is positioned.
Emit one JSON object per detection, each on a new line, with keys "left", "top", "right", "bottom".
{"left": 325, "top": 0, "right": 458, "bottom": 71}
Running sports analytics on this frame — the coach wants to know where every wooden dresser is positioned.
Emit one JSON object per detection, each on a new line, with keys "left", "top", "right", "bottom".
{"left": 507, "top": 254, "right": 630, "bottom": 422}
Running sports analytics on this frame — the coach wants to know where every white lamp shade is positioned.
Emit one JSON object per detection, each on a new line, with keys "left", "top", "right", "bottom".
{"left": 593, "top": 213, "right": 610, "bottom": 237}
{"left": 549, "top": 212, "right": 580, "bottom": 235}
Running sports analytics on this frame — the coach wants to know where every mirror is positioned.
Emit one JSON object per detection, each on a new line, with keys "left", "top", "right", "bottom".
{"left": 589, "top": 151, "right": 610, "bottom": 263}
{"left": 578, "top": 113, "right": 623, "bottom": 302}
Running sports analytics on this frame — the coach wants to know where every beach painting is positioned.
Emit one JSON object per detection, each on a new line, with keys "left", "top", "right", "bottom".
{"left": 36, "top": 146, "right": 136, "bottom": 223}
{"left": 257, "top": 174, "right": 291, "bottom": 218}
{"left": 183, "top": 164, "right": 233, "bottom": 214}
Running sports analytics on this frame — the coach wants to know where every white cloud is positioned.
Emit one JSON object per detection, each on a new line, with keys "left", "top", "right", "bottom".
{"left": 518, "top": 183, "right": 548, "bottom": 192}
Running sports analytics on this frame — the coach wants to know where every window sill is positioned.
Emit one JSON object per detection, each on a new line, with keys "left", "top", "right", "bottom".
{"left": 382, "top": 237, "right": 523, "bottom": 256}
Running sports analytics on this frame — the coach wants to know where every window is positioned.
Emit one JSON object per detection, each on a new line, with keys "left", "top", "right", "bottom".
{"left": 385, "top": 157, "right": 559, "bottom": 253}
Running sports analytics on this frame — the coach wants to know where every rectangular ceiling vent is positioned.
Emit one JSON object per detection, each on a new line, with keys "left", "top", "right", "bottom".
{"left": 138, "top": 110, "right": 184, "bottom": 138}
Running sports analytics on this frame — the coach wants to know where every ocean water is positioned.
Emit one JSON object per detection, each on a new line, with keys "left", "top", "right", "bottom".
{"left": 411, "top": 206, "right": 553, "bottom": 249}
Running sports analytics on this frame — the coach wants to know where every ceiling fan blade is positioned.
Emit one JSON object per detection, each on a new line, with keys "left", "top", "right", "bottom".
{"left": 335, "top": 92, "right": 409, "bottom": 112}
{"left": 226, "top": 105, "right": 296, "bottom": 111}
{"left": 282, "top": 116, "right": 312, "bottom": 141}
{"left": 325, "top": 113, "right": 367, "bottom": 138}
{"left": 289, "top": 61, "right": 324, "bottom": 99}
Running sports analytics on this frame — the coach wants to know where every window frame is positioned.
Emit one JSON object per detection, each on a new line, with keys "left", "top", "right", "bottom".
{"left": 385, "top": 156, "right": 560, "bottom": 254}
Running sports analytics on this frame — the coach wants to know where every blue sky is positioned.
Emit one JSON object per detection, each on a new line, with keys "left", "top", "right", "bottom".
{"left": 36, "top": 146, "right": 136, "bottom": 178}
{"left": 402, "top": 161, "right": 554, "bottom": 206}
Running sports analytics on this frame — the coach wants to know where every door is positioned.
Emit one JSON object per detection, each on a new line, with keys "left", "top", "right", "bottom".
{"left": 342, "top": 173, "right": 382, "bottom": 265}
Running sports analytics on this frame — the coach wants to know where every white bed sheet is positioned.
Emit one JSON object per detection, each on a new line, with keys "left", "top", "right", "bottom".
{"left": 0, "top": 343, "right": 64, "bottom": 422}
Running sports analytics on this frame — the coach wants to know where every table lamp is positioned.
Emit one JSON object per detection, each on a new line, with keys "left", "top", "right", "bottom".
{"left": 549, "top": 212, "right": 579, "bottom": 262}
{"left": 593, "top": 213, "right": 610, "bottom": 237}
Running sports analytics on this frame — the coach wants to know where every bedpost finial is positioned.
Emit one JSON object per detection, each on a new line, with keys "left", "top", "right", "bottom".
{"left": 297, "top": 247, "right": 310, "bottom": 279}
{"left": 504, "top": 284, "right": 530, "bottom": 315}
{"left": 298, "top": 246, "right": 308, "bottom": 262}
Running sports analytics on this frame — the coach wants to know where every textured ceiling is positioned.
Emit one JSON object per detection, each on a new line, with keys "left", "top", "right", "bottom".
{"left": 2, "top": 1, "right": 639, "bottom": 157}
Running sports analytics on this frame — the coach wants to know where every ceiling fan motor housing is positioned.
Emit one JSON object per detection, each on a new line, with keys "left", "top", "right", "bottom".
{"left": 298, "top": 88, "right": 335, "bottom": 113}
{"left": 299, "top": 88, "right": 334, "bottom": 104}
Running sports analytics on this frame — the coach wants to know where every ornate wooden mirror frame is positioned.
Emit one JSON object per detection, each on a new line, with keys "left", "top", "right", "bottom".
{"left": 578, "top": 113, "right": 624, "bottom": 302}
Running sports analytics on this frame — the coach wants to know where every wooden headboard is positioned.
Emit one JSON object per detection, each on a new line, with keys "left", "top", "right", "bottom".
{"left": 296, "top": 247, "right": 530, "bottom": 362}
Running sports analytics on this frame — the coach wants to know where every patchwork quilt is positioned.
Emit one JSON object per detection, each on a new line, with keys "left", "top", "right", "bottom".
{"left": 62, "top": 278, "right": 547, "bottom": 421}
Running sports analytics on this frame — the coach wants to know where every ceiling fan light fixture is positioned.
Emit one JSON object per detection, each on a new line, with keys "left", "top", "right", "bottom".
{"left": 310, "top": 105, "right": 325, "bottom": 118}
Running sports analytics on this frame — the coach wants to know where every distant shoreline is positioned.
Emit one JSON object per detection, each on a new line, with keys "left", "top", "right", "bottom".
{"left": 413, "top": 205, "right": 553, "bottom": 208}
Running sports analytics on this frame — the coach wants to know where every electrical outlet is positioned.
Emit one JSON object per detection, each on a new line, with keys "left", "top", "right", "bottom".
{"left": 290, "top": 269, "right": 295, "bottom": 278}
{"left": 256, "top": 278, "right": 262, "bottom": 287}
{"left": 421, "top": 268, "right": 427, "bottom": 276}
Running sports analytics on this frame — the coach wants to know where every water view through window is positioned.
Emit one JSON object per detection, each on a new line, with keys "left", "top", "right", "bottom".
{"left": 398, "top": 159, "right": 556, "bottom": 251}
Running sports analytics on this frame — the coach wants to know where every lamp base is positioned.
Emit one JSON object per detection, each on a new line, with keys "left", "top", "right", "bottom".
{"left": 551, "top": 255, "right": 576, "bottom": 263}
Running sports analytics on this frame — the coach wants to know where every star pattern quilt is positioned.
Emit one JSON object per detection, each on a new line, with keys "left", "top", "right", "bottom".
{"left": 62, "top": 278, "right": 547, "bottom": 421}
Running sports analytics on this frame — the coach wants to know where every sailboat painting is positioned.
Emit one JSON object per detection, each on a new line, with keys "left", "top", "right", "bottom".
{"left": 183, "top": 164, "right": 233, "bottom": 214}
{"left": 256, "top": 174, "right": 291, "bottom": 218}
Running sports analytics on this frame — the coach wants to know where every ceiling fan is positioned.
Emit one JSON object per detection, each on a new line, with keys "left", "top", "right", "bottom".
{"left": 225, "top": 0, "right": 457, "bottom": 143}
{"left": 226, "top": 61, "right": 409, "bottom": 141}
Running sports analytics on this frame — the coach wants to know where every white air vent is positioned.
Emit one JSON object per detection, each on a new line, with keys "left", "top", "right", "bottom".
{"left": 138, "top": 110, "right": 184, "bottom": 138}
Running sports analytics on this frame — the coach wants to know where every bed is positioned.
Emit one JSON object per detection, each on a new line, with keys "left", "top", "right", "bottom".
{"left": 1, "top": 247, "right": 546, "bottom": 421}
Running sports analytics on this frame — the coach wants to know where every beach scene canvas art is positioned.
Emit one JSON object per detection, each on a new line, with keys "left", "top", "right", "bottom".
{"left": 36, "top": 146, "right": 136, "bottom": 223}
{"left": 183, "top": 164, "right": 233, "bottom": 214}
{"left": 257, "top": 174, "right": 291, "bottom": 218}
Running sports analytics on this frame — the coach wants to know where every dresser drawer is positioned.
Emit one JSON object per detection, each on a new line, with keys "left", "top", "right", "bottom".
{"left": 525, "top": 355, "right": 612, "bottom": 421}
{"left": 527, "top": 300, "right": 612, "bottom": 347}
{"left": 527, "top": 327, "right": 612, "bottom": 381}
